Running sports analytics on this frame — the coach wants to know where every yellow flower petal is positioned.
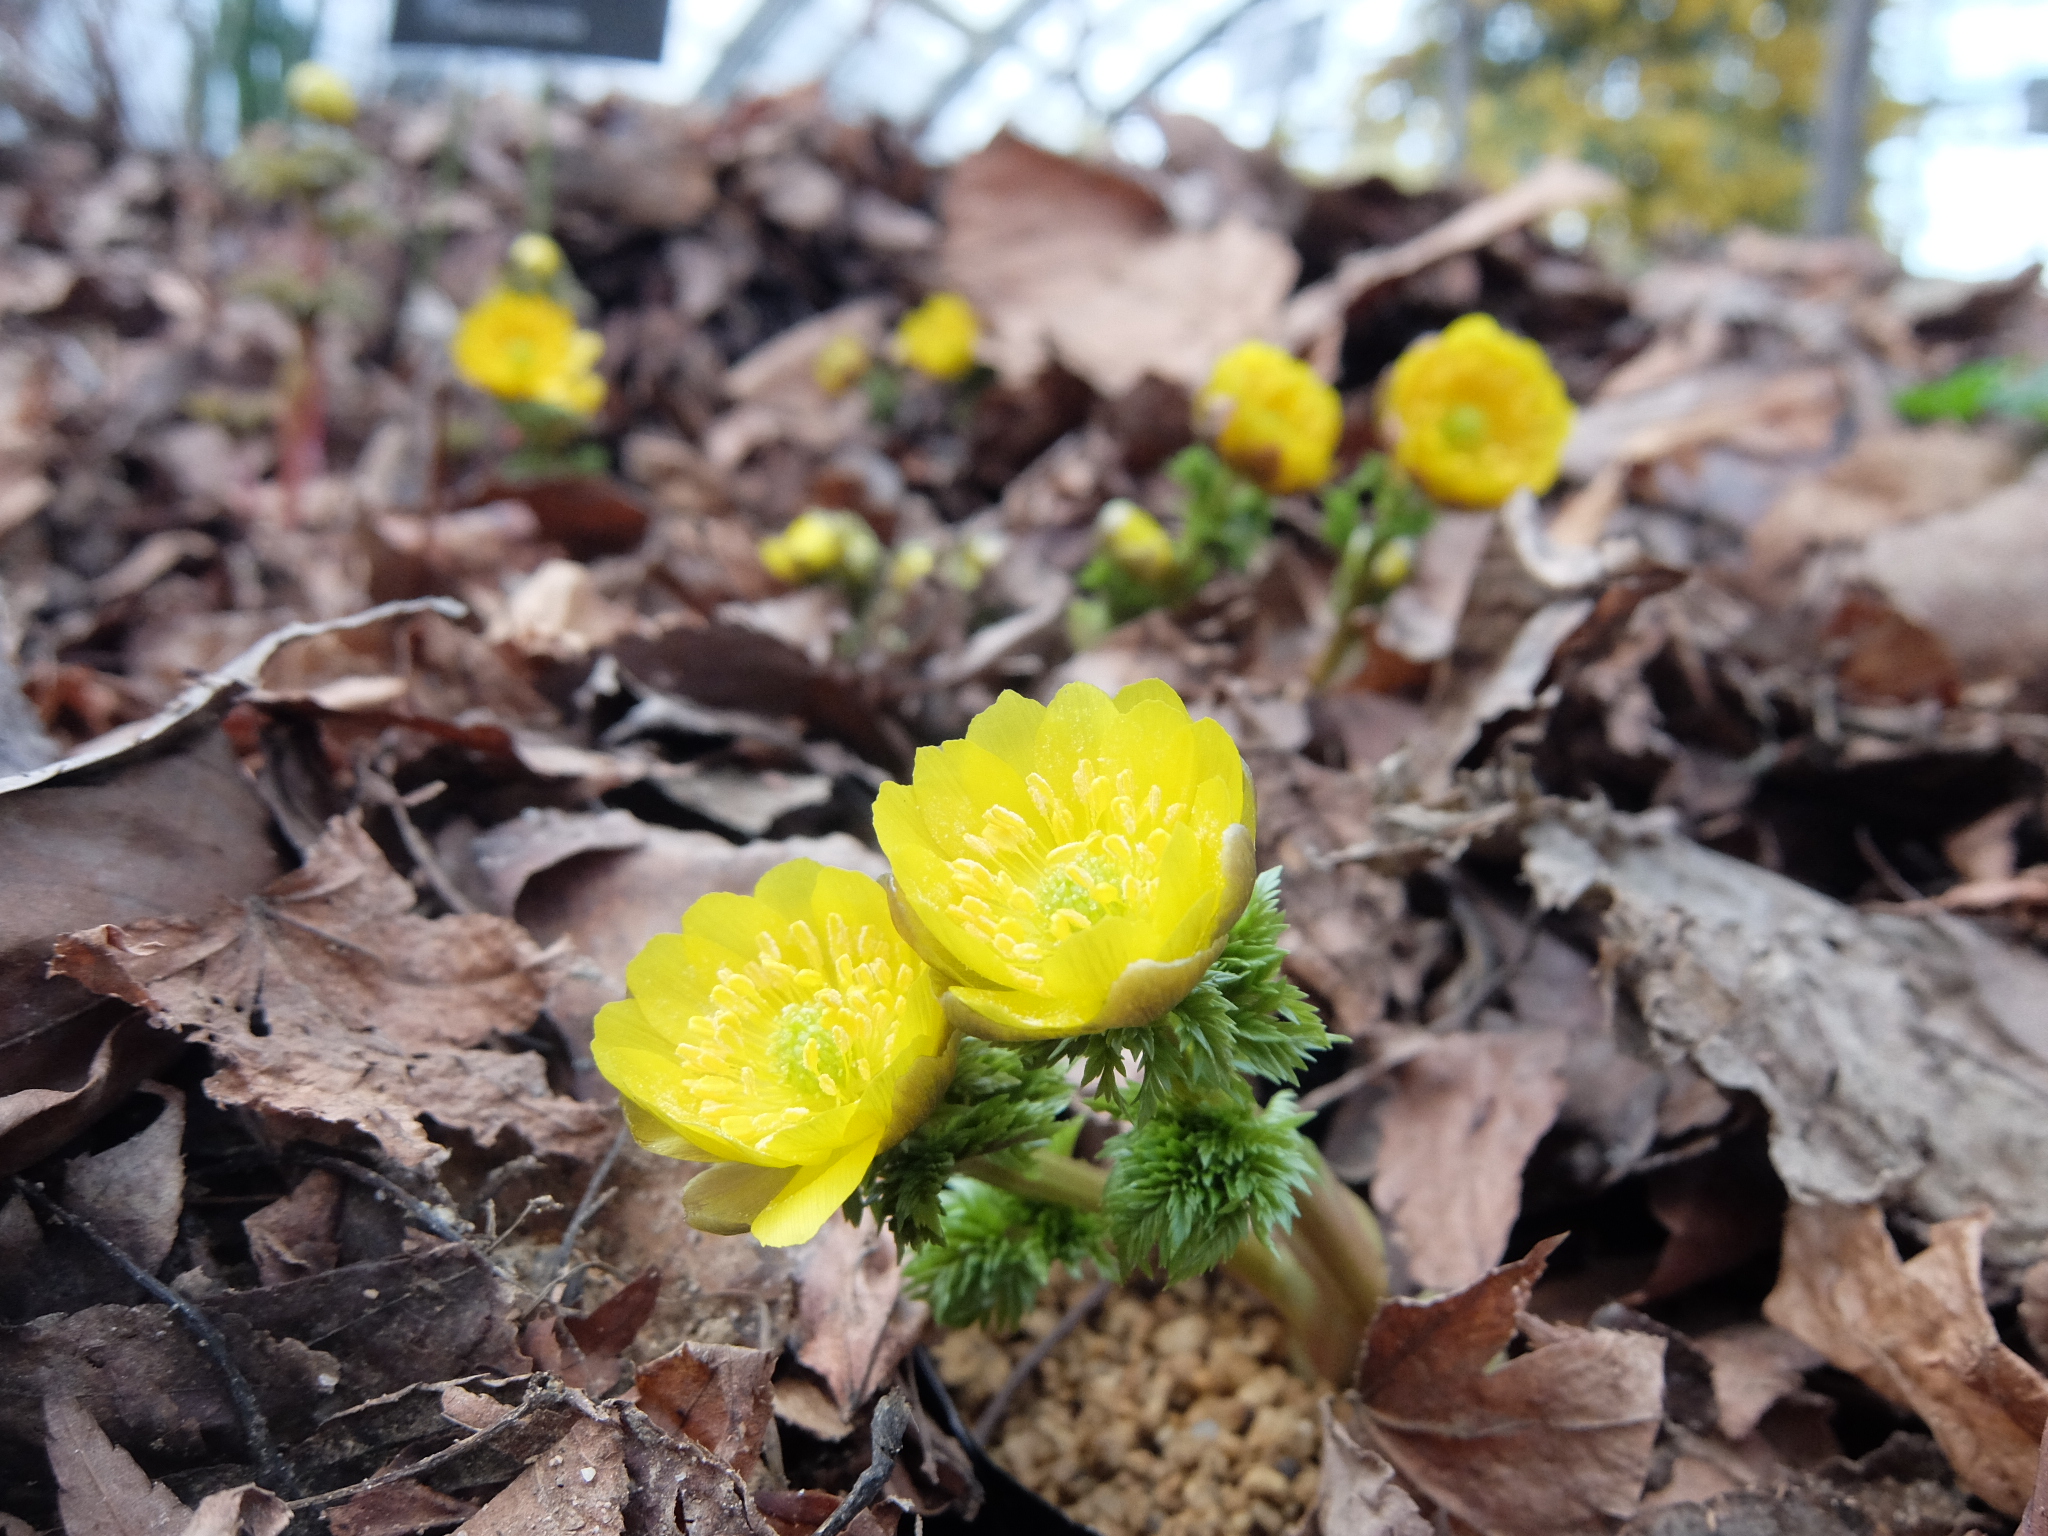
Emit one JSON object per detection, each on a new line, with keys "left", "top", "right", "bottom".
{"left": 594, "top": 858, "right": 954, "bottom": 1248}
{"left": 751, "top": 1136, "right": 882, "bottom": 1247}
{"left": 894, "top": 293, "right": 980, "bottom": 382}
{"left": 1381, "top": 313, "right": 1574, "bottom": 508}
{"left": 450, "top": 287, "right": 605, "bottom": 418}
{"left": 1195, "top": 341, "right": 1343, "bottom": 494}
{"left": 877, "top": 679, "right": 1258, "bottom": 1041}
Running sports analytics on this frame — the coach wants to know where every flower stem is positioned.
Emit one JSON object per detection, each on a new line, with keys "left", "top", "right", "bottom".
{"left": 958, "top": 1146, "right": 1387, "bottom": 1383}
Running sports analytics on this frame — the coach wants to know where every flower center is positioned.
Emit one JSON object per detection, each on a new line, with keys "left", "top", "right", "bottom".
{"left": 669, "top": 915, "right": 917, "bottom": 1149}
{"left": 1440, "top": 403, "right": 1489, "bottom": 450}
{"left": 939, "top": 758, "right": 1186, "bottom": 981}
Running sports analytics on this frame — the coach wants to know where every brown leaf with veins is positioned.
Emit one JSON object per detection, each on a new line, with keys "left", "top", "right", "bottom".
{"left": 1346, "top": 1236, "right": 1666, "bottom": 1535}
{"left": 1763, "top": 1203, "right": 2048, "bottom": 1515}
{"left": 794, "top": 1216, "right": 925, "bottom": 1413}
{"left": 45, "top": 1392, "right": 188, "bottom": 1536}
{"left": 456, "top": 1414, "right": 630, "bottom": 1536}
{"left": 1370, "top": 1029, "right": 1571, "bottom": 1291}
{"left": 635, "top": 1341, "right": 777, "bottom": 1478}
{"left": 52, "top": 815, "right": 608, "bottom": 1169}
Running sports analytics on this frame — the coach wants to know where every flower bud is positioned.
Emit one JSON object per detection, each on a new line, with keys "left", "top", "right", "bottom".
{"left": 1096, "top": 499, "right": 1179, "bottom": 585}
{"left": 284, "top": 62, "right": 357, "bottom": 126}
{"left": 889, "top": 539, "right": 937, "bottom": 590}
{"left": 814, "top": 333, "right": 872, "bottom": 395}
{"left": 508, "top": 231, "right": 565, "bottom": 284}
{"left": 1368, "top": 537, "right": 1414, "bottom": 591}
{"left": 760, "top": 509, "right": 882, "bottom": 587}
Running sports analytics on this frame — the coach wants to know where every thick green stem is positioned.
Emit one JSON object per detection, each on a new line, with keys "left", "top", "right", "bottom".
{"left": 959, "top": 1146, "right": 1387, "bottom": 1383}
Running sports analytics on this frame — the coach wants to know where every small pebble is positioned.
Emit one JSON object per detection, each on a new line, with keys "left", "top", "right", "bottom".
{"left": 936, "top": 1272, "right": 1324, "bottom": 1536}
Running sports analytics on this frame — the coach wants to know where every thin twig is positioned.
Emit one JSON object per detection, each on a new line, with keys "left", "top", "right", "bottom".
{"left": 540, "top": 1125, "right": 629, "bottom": 1296}
{"left": 362, "top": 770, "right": 480, "bottom": 914}
{"left": 286, "top": 1378, "right": 580, "bottom": 1511}
{"left": 1855, "top": 824, "right": 1923, "bottom": 903}
{"left": 485, "top": 1194, "right": 564, "bottom": 1254}
{"left": 12, "top": 1177, "right": 294, "bottom": 1495}
{"left": 971, "top": 1278, "right": 1114, "bottom": 1446}
{"left": 816, "top": 1391, "right": 911, "bottom": 1536}
{"left": 296, "top": 1150, "right": 471, "bottom": 1244}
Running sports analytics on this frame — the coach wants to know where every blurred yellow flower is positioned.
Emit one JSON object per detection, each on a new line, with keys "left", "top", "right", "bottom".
{"left": 284, "top": 62, "right": 356, "bottom": 126}
{"left": 814, "top": 333, "right": 872, "bottom": 395}
{"left": 1095, "top": 499, "right": 1179, "bottom": 584}
{"left": 507, "top": 231, "right": 566, "bottom": 284}
{"left": 451, "top": 287, "right": 606, "bottom": 418}
{"left": 894, "top": 293, "right": 980, "bottom": 382}
{"left": 1381, "top": 314, "right": 1574, "bottom": 508}
{"left": 889, "top": 538, "right": 937, "bottom": 590}
{"left": 593, "top": 860, "right": 955, "bottom": 1247}
{"left": 1196, "top": 341, "right": 1343, "bottom": 495}
{"left": 760, "top": 509, "right": 883, "bottom": 586}
{"left": 875, "top": 680, "right": 1256, "bottom": 1042}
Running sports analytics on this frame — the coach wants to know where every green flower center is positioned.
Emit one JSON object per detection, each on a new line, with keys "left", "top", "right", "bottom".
{"left": 1440, "top": 403, "right": 1489, "bottom": 451}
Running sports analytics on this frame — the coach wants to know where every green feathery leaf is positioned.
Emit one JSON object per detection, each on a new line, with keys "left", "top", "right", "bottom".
{"left": 902, "top": 1178, "right": 1110, "bottom": 1330}
{"left": 1102, "top": 1093, "right": 1317, "bottom": 1285}
{"left": 855, "top": 1038, "right": 1071, "bottom": 1246}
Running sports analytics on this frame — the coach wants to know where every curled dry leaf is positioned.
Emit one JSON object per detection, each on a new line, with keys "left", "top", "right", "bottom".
{"left": 1522, "top": 807, "right": 2048, "bottom": 1272}
{"left": 794, "top": 1215, "right": 926, "bottom": 1415}
{"left": 1692, "top": 1323, "right": 1825, "bottom": 1443}
{"left": 62, "top": 1082, "right": 183, "bottom": 1273}
{"left": 1341, "top": 1236, "right": 1666, "bottom": 1535}
{"left": 1306, "top": 1398, "right": 1431, "bottom": 1536}
{"left": 1370, "top": 1029, "right": 1571, "bottom": 1291}
{"left": 51, "top": 815, "right": 609, "bottom": 1170}
{"left": 1763, "top": 1203, "right": 2048, "bottom": 1516}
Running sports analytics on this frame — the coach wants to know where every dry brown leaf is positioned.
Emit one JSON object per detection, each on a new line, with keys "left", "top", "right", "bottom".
{"left": 1861, "top": 464, "right": 2048, "bottom": 686}
{"left": 1285, "top": 159, "right": 1621, "bottom": 369}
{"left": 1763, "top": 1203, "right": 2048, "bottom": 1515}
{"left": 635, "top": 1341, "right": 778, "bottom": 1479}
{"left": 177, "top": 1488, "right": 288, "bottom": 1536}
{"left": 1346, "top": 1237, "right": 1666, "bottom": 1534}
{"left": 242, "top": 1169, "right": 343, "bottom": 1287}
{"left": 44, "top": 1392, "right": 189, "bottom": 1536}
{"left": 1307, "top": 1398, "right": 1431, "bottom": 1536}
{"left": 456, "top": 1415, "right": 630, "bottom": 1536}
{"left": 62, "top": 1082, "right": 183, "bottom": 1272}
{"left": 1371, "top": 1030, "right": 1570, "bottom": 1291}
{"left": 941, "top": 132, "right": 1296, "bottom": 393}
{"left": 52, "top": 815, "right": 608, "bottom": 1170}
{"left": 325, "top": 1481, "right": 478, "bottom": 1536}
{"left": 1521, "top": 808, "right": 2048, "bottom": 1272}
{"left": 2021, "top": 1424, "right": 2048, "bottom": 1536}
{"left": 793, "top": 1216, "right": 924, "bottom": 1414}
{"left": 505, "top": 819, "right": 886, "bottom": 990}
{"left": 1692, "top": 1324, "right": 1825, "bottom": 1441}
{"left": 1747, "top": 426, "right": 2018, "bottom": 582}
{"left": 1374, "top": 511, "right": 1495, "bottom": 664}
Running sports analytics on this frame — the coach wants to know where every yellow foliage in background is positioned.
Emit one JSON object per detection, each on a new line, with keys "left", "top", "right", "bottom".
{"left": 1356, "top": 0, "right": 1909, "bottom": 242}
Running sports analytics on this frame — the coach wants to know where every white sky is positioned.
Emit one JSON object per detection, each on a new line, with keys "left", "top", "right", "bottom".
{"left": 59, "top": 0, "right": 2048, "bottom": 281}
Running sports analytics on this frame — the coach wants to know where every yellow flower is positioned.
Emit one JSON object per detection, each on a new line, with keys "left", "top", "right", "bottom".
{"left": 284, "top": 62, "right": 356, "bottom": 126}
{"left": 593, "top": 860, "right": 955, "bottom": 1247}
{"left": 875, "top": 680, "right": 1257, "bottom": 1042}
{"left": 760, "top": 509, "right": 882, "bottom": 586}
{"left": 889, "top": 539, "right": 937, "bottom": 590}
{"left": 1381, "top": 313, "right": 1574, "bottom": 508}
{"left": 814, "top": 333, "right": 872, "bottom": 395}
{"left": 508, "top": 232, "right": 565, "bottom": 284}
{"left": 1096, "top": 500, "right": 1179, "bottom": 585}
{"left": 894, "top": 293, "right": 980, "bottom": 382}
{"left": 451, "top": 287, "right": 606, "bottom": 417}
{"left": 1196, "top": 341, "right": 1343, "bottom": 495}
